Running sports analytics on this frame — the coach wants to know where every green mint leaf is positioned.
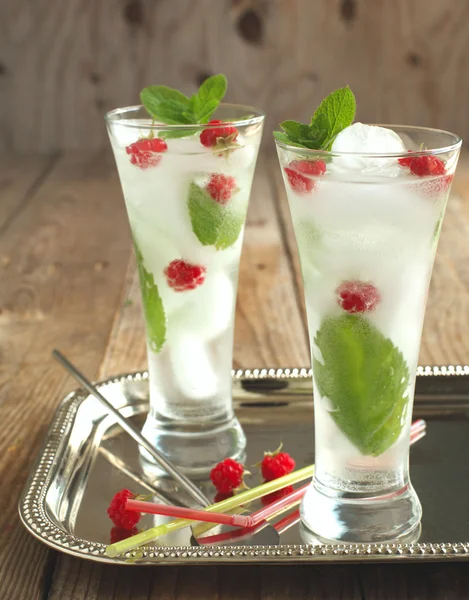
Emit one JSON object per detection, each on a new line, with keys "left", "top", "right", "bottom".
{"left": 192, "top": 74, "right": 227, "bottom": 123}
{"left": 140, "top": 74, "right": 228, "bottom": 132}
{"left": 188, "top": 182, "right": 244, "bottom": 250}
{"left": 273, "top": 86, "right": 356, "bottom": 150}
{"left": 198, "top": 74, "right": 227, "bottom": 103}
{"left": 277, "top": 121, "right": 323, "bottom": 149}
{"left": 273, "top": 131, "right": 292, "bottom": 143}
{"left": 194, "top": 99, "right": 222, "bottom": 124}
{"left": 309, "top": 85, "right": 356, "bottom": 150}
{"left": 134, "top": 243, "right": 167, "bottom": 353}
{"left": 313, "top": 314, "right": 410, "bottom": 456}
{"left": 141, "top": 85, "right": 190, "bottom": 105}
{"left": 280, "top": 120, "right": 313, "bottom": 141}
{"left": 189, "top": 74, "right": 227, "bottom": 123}
{"left": 140, "top": 86, "right": 191, "bottom": 123}
{"left": 273, "top": 131, "right": 305, "bottom": 147}
{"left": 142, "top": 98, "right": 192, "bottom": 126}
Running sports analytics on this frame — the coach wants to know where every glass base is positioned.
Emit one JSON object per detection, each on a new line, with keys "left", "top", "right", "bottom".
{"left": 300, "top": 477, "right": 422, "bottom": 544}
{"left": 139, "top": 412, "right": 246, "bottom": 479}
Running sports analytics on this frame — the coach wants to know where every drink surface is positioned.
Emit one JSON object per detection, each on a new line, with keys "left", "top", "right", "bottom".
{"left": 109, "top": 120, "right": 262, "bottom": 422}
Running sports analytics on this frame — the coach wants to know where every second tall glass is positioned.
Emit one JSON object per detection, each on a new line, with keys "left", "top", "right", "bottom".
{"left": 107, "top": 105, "right": 264, "bottom": 477}
{"left": 276, "top": 126, "right": 461, "bottom": 542}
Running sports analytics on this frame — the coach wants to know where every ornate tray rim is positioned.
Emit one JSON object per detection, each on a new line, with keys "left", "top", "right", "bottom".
{"left": 18, "top": 366, "right": 469, "bottom": 565}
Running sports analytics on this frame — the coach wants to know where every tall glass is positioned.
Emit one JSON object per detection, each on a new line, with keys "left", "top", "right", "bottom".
{"left": 275, "top": 126, "right": 461, "bottom": 542}
{"left": 107, "top": 105, "right": 264, "bottom": 477}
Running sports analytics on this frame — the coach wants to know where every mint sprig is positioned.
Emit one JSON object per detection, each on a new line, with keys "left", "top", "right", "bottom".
{"left": 274, "top": 86, "right": 356, "bottom": 150}
{"left": 188, "top": 182, "right": 244, "bottom": 250}
{"left": 134, "top": 243, "right": 167, "bottom": 353}
{"left": 313, "top": 313, "right": 410, "bottom": 456}
{"left": 140, "top": 74, "right": 228, "bottom": 138}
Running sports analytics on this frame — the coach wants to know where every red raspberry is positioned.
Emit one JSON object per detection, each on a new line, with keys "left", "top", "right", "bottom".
{"left": 164, "top": 259, "right": 206, "bottom": 292}
{"left": 110, "top": 526, "right": 139, "bottom": 544}
{"left": 337, "top": 281, "right": 380, "bottom": 314}
{"left": 200, "top": 120, "right": 238, "bottom": 148}
{"left": 409, "top": 155, "right": 445, "bottom": 177}
{"left": 210, "top": 458, "right": 245, "bottom": 494}
{"left": 417, "top": 173, "right": 454, "bottom": 198}
{"left": 284, "top": 159, "right": 326, "bottom": 194}
{"left": 261, "top": 450, "right": 296, "bottom": 482}
{"left": 107, "top": 489, "right": 141, "bottom": 530}
{"left": 261, "top": 485, "right": 294, "bottom": 507}
{"left": 206, "top": 173, "right": 237, "bottom": 204}
{"left": 126, "top": 137, "right": 168, "bottom": 169}
{"left": 398, "top": 150, "right": 414, "bottom": 168}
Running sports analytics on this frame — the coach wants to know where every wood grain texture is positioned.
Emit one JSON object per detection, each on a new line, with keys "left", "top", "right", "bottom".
{"left": 0, "top": 154, "right": 55, "bottom": 232}
{"left": 234, "top": 159, "right": 310, "bottom": 367}
{"left": 2, "top": 0, "right": 469, "bottom": 152}
{"left": 358, "top": 563, "right": 469, "bottom": 600}
{"left": 0, "top": 152, "right": 132, "bottom": 600}
{"left": 421, "top": 154, "right": 469, "bottom": 364}
{"left": 48, "top": 562, "right": 363, "bottom": 600}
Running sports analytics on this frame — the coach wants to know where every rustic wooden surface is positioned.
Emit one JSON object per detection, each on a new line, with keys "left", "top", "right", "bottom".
{"left": 2, "top": 151, "right": 469, "bottom": 599}
{"left": 2, "top": 0, "right": 469, "bottom": 153}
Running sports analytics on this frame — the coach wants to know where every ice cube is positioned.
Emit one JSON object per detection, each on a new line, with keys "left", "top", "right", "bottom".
{"left": 170, "top": 334, "right": 218, "bottom": 400}
{"left": 162, "top": 136, "right": 223, "bottom": 174}
{"left": 226, "top": 138, "right": 257, "bottom": 170}
{"left": 330, "top": 123, "right": 406, "bottom": 175}
{"left": 169, "top": 271, "right": 235, "bottom": 342}
{"left": 110, "top": 119, "right": 154, "bottom": 148}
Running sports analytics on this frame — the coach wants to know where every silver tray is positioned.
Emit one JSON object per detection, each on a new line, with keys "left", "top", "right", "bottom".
{"left": 19, "top": 366, "right": 469, "bottom": 565}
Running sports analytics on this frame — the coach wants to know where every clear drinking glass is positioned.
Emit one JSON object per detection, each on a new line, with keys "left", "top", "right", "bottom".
{"left": 275, "top": 126, "right": 461, "bottom": 542}
{"left": 106, "top": 105, "right": 264, "bottom": 477}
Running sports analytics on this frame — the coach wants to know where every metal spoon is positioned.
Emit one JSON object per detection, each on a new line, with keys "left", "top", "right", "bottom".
{"left": 52, "top": 349, "right": 210, "bottom": 508}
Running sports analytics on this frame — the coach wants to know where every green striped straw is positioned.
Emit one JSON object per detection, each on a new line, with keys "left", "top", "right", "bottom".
{"left": 106, "top": 464, "right": 315, "bottom": 557}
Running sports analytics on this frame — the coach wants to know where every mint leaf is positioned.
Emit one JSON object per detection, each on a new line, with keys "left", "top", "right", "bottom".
{"left": 134, "top": 243, "right": 167, "bottom": 353}
{"left": 281, "top": 120, "right": 312, "bottom": 141}
{"left": 273, "top": 85, "right": 356, "bottom": 150}
{"left": 190, "top": 74, "right": 227, "bottom": 123}
{"left": 313, "top": 314, "right": 410, "bottom": 456}
{"left": 193, "top": 99, "right": 221, "bottom": 124}
{"left": 273, "top": 131, "right": 305, "bottom": 147}
{"left": 280, "top": 121, "right": 324, "bottom": 149}
{"left": 309, "top": 85, "right": 356, "bottom": 150}
{"left": 141, "top": 85, "right": 190, "bottom": 106}
{"left": 140, "top": 74, "right": 227, "bottom": 129}
{"left": 140, "top": 86, "right": 191, "bottom": 124}
{"left": 188, "top": 182, "right": 244, "bottom": 250}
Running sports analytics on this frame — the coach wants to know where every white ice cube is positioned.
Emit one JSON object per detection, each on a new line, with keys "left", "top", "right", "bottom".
{"left": 170, "top": 334, "right": 218, "bottom": 400}
{"left": 226, "top": 138, "right": 257, "bottom": 170}
{"left": 110, "top": 119, "right": 154, "bottom": 148}
{"left": 330, "top": 123, "right": 406, "bottom": 175}
{"left": 169, "top": 271, "right": 235, "bottom": 343}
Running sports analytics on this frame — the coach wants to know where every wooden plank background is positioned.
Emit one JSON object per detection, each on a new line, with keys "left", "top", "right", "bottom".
{"left": 1, "top": 0, "right": 469, "bottom": 153}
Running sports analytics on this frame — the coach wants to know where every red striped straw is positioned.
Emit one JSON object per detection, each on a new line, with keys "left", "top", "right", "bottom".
{"left": 126, "top": 499, "right": 252, "bottom": 527}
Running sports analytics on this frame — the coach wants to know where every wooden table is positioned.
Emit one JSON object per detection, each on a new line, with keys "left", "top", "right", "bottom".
{"left": 2, "top": 151, "right": 469, "bottom": 599}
